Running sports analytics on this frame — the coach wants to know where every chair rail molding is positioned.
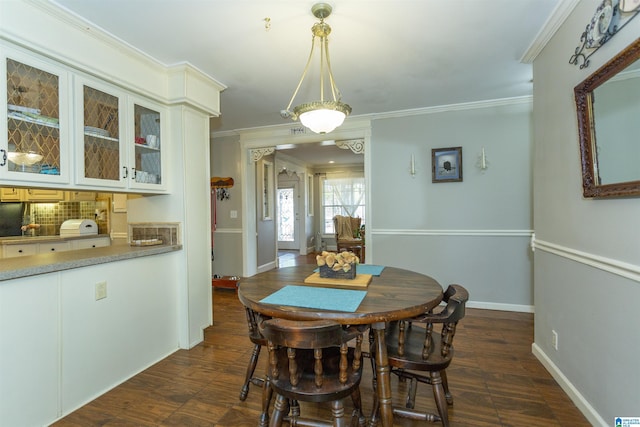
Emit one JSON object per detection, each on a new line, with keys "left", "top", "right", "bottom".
{"left": 373, "top": 229, "right": 533, "bottom": 237}
{"left": 533, "top": 238, "right": 640, "bottom": 282}
{"left": 212, "top": 227, "right": 243, "bottom": 234}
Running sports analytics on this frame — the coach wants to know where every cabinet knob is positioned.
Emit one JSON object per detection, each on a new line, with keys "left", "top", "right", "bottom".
{"left": 0, "top": 149, "right": 6, "bottom": 166}
{"left": 51, "top": 248, "right": 55, "bottom": 251}
{"left": 18, "top": 249, "right": 23, "bottom": 253}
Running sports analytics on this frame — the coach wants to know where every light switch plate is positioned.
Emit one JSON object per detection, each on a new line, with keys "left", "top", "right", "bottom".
{"left": 95, "top": 281, "right": 107, "bottom": 300}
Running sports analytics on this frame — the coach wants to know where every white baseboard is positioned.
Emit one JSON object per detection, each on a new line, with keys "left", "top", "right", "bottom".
{"left": 467, "top": 301, "right": 534, "bottom": 313}
{"left": 257, "top": 261, "right": 277, "bottom": 273}
{"left": 532, "top": 343, "right": 606, "bottom": 427}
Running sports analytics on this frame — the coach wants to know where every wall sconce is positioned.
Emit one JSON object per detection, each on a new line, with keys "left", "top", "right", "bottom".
{"left": 410, "top": 154, "right": 417, "bottom": 177}
{"left": 476, "top": 147, "right": 489, "bottom": 171}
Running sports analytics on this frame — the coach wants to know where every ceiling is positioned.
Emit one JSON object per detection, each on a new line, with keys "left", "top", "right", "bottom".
{"left": 50, "top": 0, "right": 562, "bottom": 165}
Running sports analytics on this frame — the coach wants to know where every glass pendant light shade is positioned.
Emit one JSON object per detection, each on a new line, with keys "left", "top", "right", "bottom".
{"left": 294, "top": 100, "right": 351, "bottom": 134}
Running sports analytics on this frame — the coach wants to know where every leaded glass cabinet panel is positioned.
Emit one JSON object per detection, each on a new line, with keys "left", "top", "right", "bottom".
{"left": 75, "top": 76, "right": 126, "bottom": 188}
{"left": 130, "top": 100, "right": 163, "bottom": 189}
{"left": 2, "top": 49, "right": 70, "bottom": 184}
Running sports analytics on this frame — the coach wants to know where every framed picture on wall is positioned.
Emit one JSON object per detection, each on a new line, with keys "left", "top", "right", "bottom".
{"left": 432, "top": 147, "right": 463, "bottom": 183}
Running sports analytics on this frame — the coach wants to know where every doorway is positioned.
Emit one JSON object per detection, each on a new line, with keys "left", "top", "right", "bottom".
{"left": 241, "top": 124, "right": 369, "bottom": 278}
{"left": 277, "top": 173, "right": 300, "bottom": 251}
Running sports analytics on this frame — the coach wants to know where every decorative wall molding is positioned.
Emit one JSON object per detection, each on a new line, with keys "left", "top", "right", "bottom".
{"left": 213, "top": 98, "right": 529, "bottom": 139}
{"left": 520, "top": 0, "right": 581, "bottom": 63}
{"left": 248, "top": 147, "right": 275, "bottom": 163}
{"left": 278, "top": 167, "right": 301, "bottom": 178}
{"left": 336, "top": 139, "right": 365, "bottom": 154}
{"left": 533, "top": 238, "right": 640, "bottom": 283}
{"left": 355, "top": 96, "right": 533, "bottom": 123}
{"left": 373, "top": 229, "right": 533, "bottom": 237}
{"left": 212, "top": 227, "right": 243, "bottom": 234}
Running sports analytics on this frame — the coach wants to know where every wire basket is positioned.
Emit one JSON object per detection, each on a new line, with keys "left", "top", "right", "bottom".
{"left": 319, "top": 263, "right": 357, "bottom": 280}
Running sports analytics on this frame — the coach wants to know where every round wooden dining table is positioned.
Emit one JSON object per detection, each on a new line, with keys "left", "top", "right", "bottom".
{"left": 237, "top": 264, "right": 444, "bottom": 427}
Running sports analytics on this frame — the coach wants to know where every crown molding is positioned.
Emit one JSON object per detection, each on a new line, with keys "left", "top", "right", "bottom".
{"left": 521, "top": 0, "right": 581, "bottom": 63}
{"left": 212, "top": 96, "right": 532, "bottom": 139}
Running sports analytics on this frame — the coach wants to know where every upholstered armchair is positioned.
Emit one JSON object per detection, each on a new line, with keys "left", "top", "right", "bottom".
{"left": 332, "top": 215, "right": 364, "bottom": 262}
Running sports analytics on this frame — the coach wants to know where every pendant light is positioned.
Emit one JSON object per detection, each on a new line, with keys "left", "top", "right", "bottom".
{"left": 281, "top": 3, "right": 352, "bottom": 134}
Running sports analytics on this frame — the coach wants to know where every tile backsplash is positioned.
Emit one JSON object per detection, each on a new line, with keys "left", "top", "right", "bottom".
{"left": 29, "top": 200, "right": 109, "bottom": 236}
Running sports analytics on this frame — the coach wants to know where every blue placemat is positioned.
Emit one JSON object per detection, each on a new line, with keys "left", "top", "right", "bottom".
{"left": 313, "top": 264, "right": 385, "bottom": 276}
{"left": 260, "top": 285, "right": 367, "bottom": 312}
{"left": 356, "top": 264, "right": 385, "bottom": 276}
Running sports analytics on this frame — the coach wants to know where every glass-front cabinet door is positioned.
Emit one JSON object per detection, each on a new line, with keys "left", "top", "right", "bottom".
{"left": 129, "top": 98, "right": 164, "bottom": 190}
{"left": 2, "top": 49, "right": 70, "bottom": 184}
{"left": 76, "top": 78, "right": 126, "bottom": 188}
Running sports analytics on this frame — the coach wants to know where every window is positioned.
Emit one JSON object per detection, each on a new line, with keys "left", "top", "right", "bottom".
{"left": 321, "top": 175, "right": 365, "bottom": 234}
{"left": 261, "top": 160, "right": 274, "bottom": 220}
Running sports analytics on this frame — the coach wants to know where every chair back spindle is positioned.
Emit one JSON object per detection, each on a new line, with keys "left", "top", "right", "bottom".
{"left": 260, "top": 318, "right": 366, "bottom": 427}
{"left": 381, "top": 284, "right": 469, "bottom": 427}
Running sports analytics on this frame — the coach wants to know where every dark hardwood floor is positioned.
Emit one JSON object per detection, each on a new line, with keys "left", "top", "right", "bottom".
{"left": 53, "top": 251, "right": 590, "bottom": 426}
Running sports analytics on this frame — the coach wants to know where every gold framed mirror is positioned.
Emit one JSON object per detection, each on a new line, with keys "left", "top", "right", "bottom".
{"left": 575, "top": 37, "right": 640, "bottom": 198}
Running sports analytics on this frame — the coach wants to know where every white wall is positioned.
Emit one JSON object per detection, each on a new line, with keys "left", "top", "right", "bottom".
{"left": 370, "top": 101, "right": 534, "bottom": 310}
{"left": 531, "top": 0, "right": 640, "bottom": 424}
{"left": 210, "top": 134, "right": 244, "bottom": 277}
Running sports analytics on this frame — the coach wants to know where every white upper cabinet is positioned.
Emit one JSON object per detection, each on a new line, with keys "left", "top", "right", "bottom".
{"left": 1, "top": 47, "right": 71, "bottom": 185}
{"left": 75, "top": 77, "right": 127, "bottom": 189}
{"left": 75, "top": 78, "right": 167, "bottom": 192}
{"left": 128, "top": 97, "right": 166, "bottom": 191}
{"left": 2, "top": 43, "right": 168, "bottom": 194}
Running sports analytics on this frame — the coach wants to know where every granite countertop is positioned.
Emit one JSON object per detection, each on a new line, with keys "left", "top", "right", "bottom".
{"left": 0, "top": 244, "right": 182, "bottom": 282}
{"left": 0, "top": 234, "right": 111, "bottom": 245}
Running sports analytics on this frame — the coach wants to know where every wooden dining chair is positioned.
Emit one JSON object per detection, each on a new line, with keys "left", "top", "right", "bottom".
{"left": 260, "top": 318, "right": 367, "bottom": 427}
{"left": 370, "top": 284, "right": 468, "bottom": 427}
{"left": 239, "top": 307, "right": 267, "bottom": 401}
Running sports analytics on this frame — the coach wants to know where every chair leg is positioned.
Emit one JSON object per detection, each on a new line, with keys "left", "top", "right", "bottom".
{"left": 290, "top": 399, "right": 300, "bottom": 419}
{"left": 258, "top": 377, "right": 273, "bottom": 427}
{"left": 350, "top": 388, "right": 366, "bottom": 427}
{"left": 406, "top": 377, "right": 417, "bottom": 409}
{"left": 331, "top": 399, "right": 347, "bottom": 427}
{"left": 368, "top": 330, "right": 380, "bottom": 427}
{"left": 441, "top": 369, "right": 453, "bottom": 405}
{"left": 270, "top": 394, "right": 289, "bottom": 427}
{"left": 240, "top": 343, "right": 262, "bottom": 400}
{"left": 430, "top": 371, "right": 449, "bottom": 427}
